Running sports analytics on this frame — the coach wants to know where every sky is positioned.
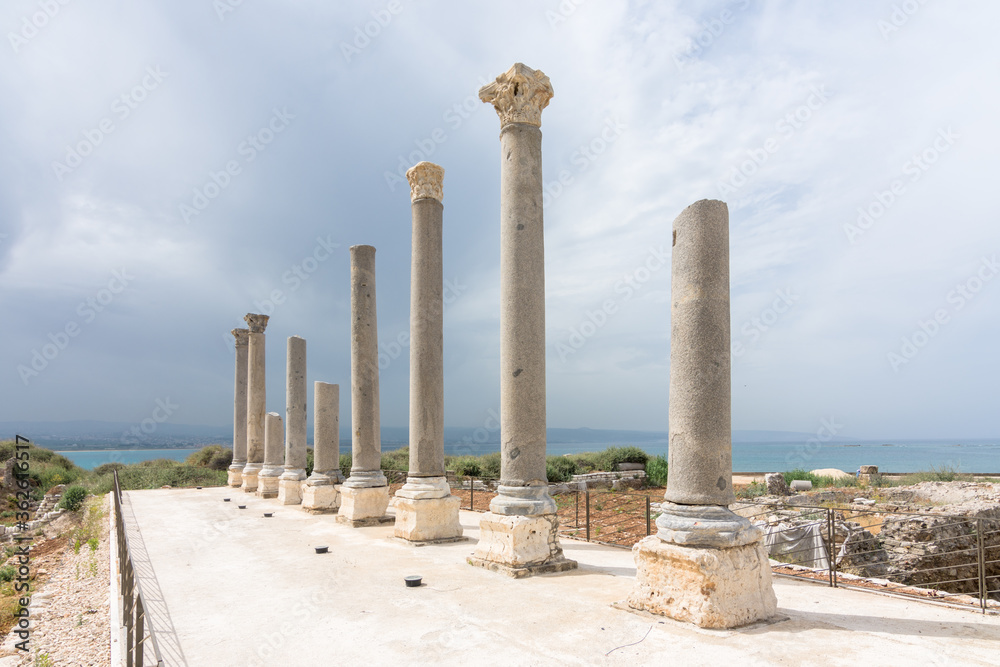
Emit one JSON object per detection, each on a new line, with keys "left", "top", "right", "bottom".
{"left": 1, "top": 1, "right": 998, "bottom": 440}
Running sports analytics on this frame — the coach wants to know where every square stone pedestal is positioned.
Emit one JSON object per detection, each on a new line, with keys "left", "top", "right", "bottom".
{"left": 301, "top": 484, "right": 341, "bottom": 514}
{"left": 394, "top": 495, "right": 464, "bottom": 544}
{"left": 627, "top": 536, "right": 777, "bottom": 629}
{"left": 337, "top": 486, "right": 392, "bottom": 527}
{"left": 240, "top": 471, "right": 259, "bottom": 493}
{"left": 256, "top": 475, "right": 280, "bottom": 499}
{"left": 468, "top": 513, "right": 577, "bottom": 578}
{"left": 277, "top": 479, "right": 305, "bottom": 505}
{"left": 227, "top": 468, "right": 243, "bottom": 487}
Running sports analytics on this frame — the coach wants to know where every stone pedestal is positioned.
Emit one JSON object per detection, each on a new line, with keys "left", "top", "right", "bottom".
{"left": 301, "top": 483, "right": 341, "bottom": 514}
{"left": 242, "top": 313, "right": 269, "bottom": 493}
{"left": 393, "top": 477, "right": 463, "bottom": 543}
{"left": 628, "top": 537, "right": 777, "bottom": 629}
{"left": 228, "top": 328, "right": 250, "bottom": 487}
{"left": 337, "top": 486, "right": 392, "bottom": 527}
{"left": 277, "top": 478, "right": 304, "bottom": 505}
{"left": 257, "top": 412, "right": 283, "bottom": 499}
{"left": 468, "top": 513, "right": 577, "bottom": 578}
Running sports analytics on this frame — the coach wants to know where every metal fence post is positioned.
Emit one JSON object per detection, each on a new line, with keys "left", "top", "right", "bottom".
{"left": 470, "top": 477, "right": 474, "bottom": 511}
{"left": 136, "top": 596, "right": 145, "bottom": 666}
{"left": 977, "top": 518, "right": 987, "bottom": 614}
{"left": 827, "top": 508, "right": 837, "bottom": 588}
{"left": 645, "top": 495, "right": 651, "bottom": 536}
{"left": 585, "top": 490, "right": 591, "bottom": 542}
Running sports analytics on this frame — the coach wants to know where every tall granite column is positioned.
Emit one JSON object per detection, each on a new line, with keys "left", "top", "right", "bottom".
{"left": 257, "top": 412, "right": 283, "bottom": 498}
{"left": 278, "top": 335, "right": 308, "bottom": 505}
{"left": 302, "top": 381, "right": 343, "bottom": 513}
{"left": 628, "top": 200, "right": 776, "bottom": 628}
{"left": 470, "top": 63, "right": 576, "bottom": 576}
{"left": 393, "top": 162, "right": 463, "bottom": 543}
{"left": 337, "top": 245, "right": 391, "bottom": 526}
{"left": 241, "top": 313, "right": 269, "bottom": 493}
{"left": 227, "top": 328, "right": 250, "bottom": 487}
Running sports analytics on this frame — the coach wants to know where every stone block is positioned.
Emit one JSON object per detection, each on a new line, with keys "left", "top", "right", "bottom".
{"left": 240, "top": 471, "right": 259, "bottom": 493}
{"left": 628, "top": 536, "right": 777, "bottom": 629}
{"left": 764, "top": 473, "right": 789, "bottom": 496}
{"left": 227, "top": 469, "right": 243, "bottom": 487}
{"left": 393, "top": 495, "right": 463, "bottom": 543}
{"left": 468, "top": 513, "right": 577, "bottom": 578}
{"left": 337, "top": 485, "right": 391, "bottom": 526}
{"left": 301, "top": 484, "right": 340, "bottom": 514}
{"left": 277, "top": 479, "right": 304, "bottom": 505}
{"left": 256, "top": 475, "right": 280, "bottom": 499}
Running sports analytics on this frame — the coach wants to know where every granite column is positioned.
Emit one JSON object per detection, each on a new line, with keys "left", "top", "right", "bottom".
{"left": 258, "top": 412, "right": 283, "bottom": 498}
{"left": 278, "top": 335, "right": 308, "bottom": 504}
{"left": 228, "top": 328, "right": 250, "bottom": 487}
{"left": 302, "top": 381, "right": 342, "bottom": 513}
{"left": 241, "top": 313, "right": 269, "bottom": 493}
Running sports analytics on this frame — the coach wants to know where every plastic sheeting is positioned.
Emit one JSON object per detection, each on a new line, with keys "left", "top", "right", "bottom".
{"left": 764, "top": 522, "right": 831, "bottom": 570}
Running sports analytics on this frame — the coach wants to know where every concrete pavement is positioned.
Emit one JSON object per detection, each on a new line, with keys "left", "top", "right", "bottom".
{"left": 122, "top": 486, "right": 1000, "bottom": 666}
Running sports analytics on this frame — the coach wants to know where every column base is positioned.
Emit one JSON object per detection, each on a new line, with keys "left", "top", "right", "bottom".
{"left": 336, "top": 485, "right": 391, "bottom": 527}
{"left": 393, "top": 494, "right": 463, "bottom": 543}
{"left": 627, "top": 535, "right": 777, "bottom": 629}
{"left": 468, "top": 512, "right": 577, "bottom": 578}
{"left": 256, "top": 474, "right": 280, "bottom": 499}
{"left": 277, "top": 478, "right": 305, "bottom": 505}
{"left": 227, "top": 464, "right": 244, "bottom": 487}
{"left": 301, "top": 483, "right": 341, "bottom": 514}
{"left": 240, "top": 467, "right": 260, "bottom": 493}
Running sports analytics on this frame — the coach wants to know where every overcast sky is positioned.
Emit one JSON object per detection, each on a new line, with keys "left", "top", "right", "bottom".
{"left": 2, "top": 1, "right": 997, "bottom": 440}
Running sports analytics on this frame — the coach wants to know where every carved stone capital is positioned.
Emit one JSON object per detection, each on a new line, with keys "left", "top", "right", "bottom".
{"left": 244, "top": 313, "right": 269, "bottom": 333}
{"left": 231, "top": 328, "right": 250, "bottom": 347}
{"left": 479, "top": 63, "right": 553, "bottom": 128}
{"left": 406, "top": 162, "right": 444, "bottom": 203}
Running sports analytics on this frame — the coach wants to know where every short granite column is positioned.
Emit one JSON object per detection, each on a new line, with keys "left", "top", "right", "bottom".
{"left": 337, "top": 245, "right": 392, "bottom": 526}
{"left": 227, "top": 328, "right": 250, "bottom": 487}
{"left": 393, "top": 162, "right": 463, "bottom": 544}
{"left": 257, "top": 412, "right": 284, "bottom": 498}
{"left": 627, "top": 200, "right": 776, "bottom": 628}
{"left": 470, "top": 63, "right": 576, "bottom": 576}
{"left": 302, "top": 382, "right": 343, "bottom": 513}
{"left": 241, "top": 313, "right": 269, "bottom": 493}
{"left": 278, "top": 336, "right": 308, "bottom": 505}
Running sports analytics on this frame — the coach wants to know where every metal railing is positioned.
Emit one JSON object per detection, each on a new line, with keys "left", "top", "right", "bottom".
{"left": 733, "top": 500, "right": 1000, "bottom": 614}
{"left": 113, "top": 470, "right": 165, "bottom": 666}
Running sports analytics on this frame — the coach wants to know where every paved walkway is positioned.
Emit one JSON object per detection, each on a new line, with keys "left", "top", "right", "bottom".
{"left": 124, "top": 486, "right": 1000, "bottom": 666}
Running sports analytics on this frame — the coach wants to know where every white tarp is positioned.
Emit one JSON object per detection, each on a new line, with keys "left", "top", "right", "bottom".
{"left": 764, "top": 521, "right": 831, "bottom": 570}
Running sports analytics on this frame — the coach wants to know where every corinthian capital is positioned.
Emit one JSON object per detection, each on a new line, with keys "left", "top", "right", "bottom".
{"left": 232, "top": 328, "right": 250, "bottom": 347}
{"left": 244, "top": 313, "right": 269, "bottom": 333}
{"left": 479, "top": 63, "right": 554, "bottom": 128}
{"left": 406, "top": 162, "right": 444, "bottom": 203}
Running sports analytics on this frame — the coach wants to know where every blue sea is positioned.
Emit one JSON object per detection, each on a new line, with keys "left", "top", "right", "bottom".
{"left": 54, "top": 439, "right": 1000, "bottom": 473}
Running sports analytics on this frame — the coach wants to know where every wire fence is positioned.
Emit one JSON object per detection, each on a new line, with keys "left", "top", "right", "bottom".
{"left": 113, "top": 470, "right": 165, "bottom": 666}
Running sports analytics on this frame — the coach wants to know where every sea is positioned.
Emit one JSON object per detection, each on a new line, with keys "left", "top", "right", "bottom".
{"left": 54, "top": 438, "right": 1000, "bottom": 473}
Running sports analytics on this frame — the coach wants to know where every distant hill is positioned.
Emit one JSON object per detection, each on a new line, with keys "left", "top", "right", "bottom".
{"left": 2, "top": 420, "right": 857, "bottom": 450}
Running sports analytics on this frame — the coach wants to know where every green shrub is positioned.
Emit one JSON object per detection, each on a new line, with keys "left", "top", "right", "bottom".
{"left": 305, "top": 448, "right": 314, "bottom": 477}
{"left": 58, "top": 486, "right": 88, "bottom": 512}
{"left": 339, "top": 453, "right": 352, "bottom": 480}
{"left": 479, "top": 452, "right": 502, "bottom": 480}
{"left": 645, "top": 455, "right": 669, "bottom": 487}
{"left": 546, "top": 457, "right": 578, "bottom": 483}
{"left": 735, "top": 480, "right": 766, "bottom": 499}
{"left": 0, "top": 566, "right": 14, "bottom": 583}
{"left": 92, "top": 463, "right": 125, "bottom": 476}
{"left": 380, "top": 447, "right": 409, "bottom": 472}
{"left": 186, "top": 445, "right": 232, "bottom": 470}
{"left": 597, "top": 446, "right": 648, "bottom": 472}
{"left": 447, "top": 456, "right": 481, "bottom": 478}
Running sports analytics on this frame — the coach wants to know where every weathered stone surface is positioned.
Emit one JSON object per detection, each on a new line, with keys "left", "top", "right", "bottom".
{"left": 469, "top": 513, "right": 576, "bottom": 577}
{"left": 765, "top": 473, "right": 790, "bottom": 496}
{"left": 229, "top": 328, "right": 250, "bottom": 487}
{"left": 663, "top": 199, "right": 734, "bottom": 507}
{"left": 337, "top": 485, "right": 390, "bottom": 525}
{"left": 393, "top": 495, "right": 463, "bottom": 543}
{"left": 405, "top": 161, "right": 444, "bottom": 203}
{"left": 242, "top": 313, "right": 268, "bottom": 492}
{"left": 277, "top": 479, "right": 304, "bottom": 505}
{"left": 283, "top": 335, "right": 308, "bottom": 474}
{"left": 311, "top": 382, "right": 343, "bottom": 484}
{"left": 628, "top": 537, "right": 777, "bottom": 629}
{"left": 301, "top": 483, "right": 340, "bottom": 514}
{"left": 479, "top": 63, "right": 553, "bottom": 128}
{"left": 257, "top": 412, "right": 283, "bottom": 499}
